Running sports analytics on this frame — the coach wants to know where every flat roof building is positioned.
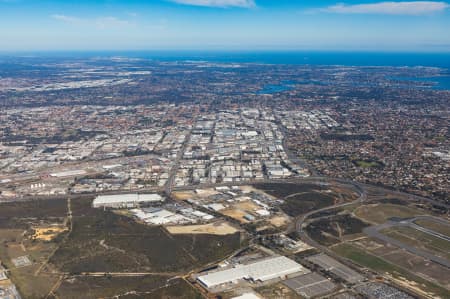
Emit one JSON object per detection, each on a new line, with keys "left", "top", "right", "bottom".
{"left": 92, "top": 193, "right": 163, "bottom": 209}
{"left": 197, "top": 256, "right": 308, "bottom": 289}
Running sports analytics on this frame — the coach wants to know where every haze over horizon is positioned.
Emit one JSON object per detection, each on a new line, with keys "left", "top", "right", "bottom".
{"left": 1, "top": 0, "right": 450, "bottom": 52}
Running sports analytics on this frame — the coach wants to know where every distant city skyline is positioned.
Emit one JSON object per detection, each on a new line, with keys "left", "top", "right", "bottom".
{"left": 1, "top": 0, "right": 450, "bottom": 51}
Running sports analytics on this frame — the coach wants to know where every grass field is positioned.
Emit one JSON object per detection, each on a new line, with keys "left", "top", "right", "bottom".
{"left": 255, "top": 283, "right": 303, "bottom": 299}
{"left": 0, "top": 198, "right": 69, "bottom": 299}
{"left": 333, "top": 243, "right": 450, "bottom": 298}
{"left": 354, "top": 204, "right": 425, "bottom": 224}
{"left": 253, "top": 183, "right": 325, "bottom": 198}
{"left": 51, "top": 198, "right": 242, "bottom": 274}
{"left": 281, "top": 192, "right": 335, "bottom": 217}
{"left": 353, "top": 160, "right": 383, "bottom": 168}
{"left": 254, "top": 182, "right": 356, "bottom": 217}
{"left": 0, "top": 198, "right": 67, "bottom": 219}
{"left": 352, "top": 237, "right": 450, "bottom": 288}
{"left": 0, "top": 198, "right": 67, "bottom": 229}
{"left": 381, "top": 226, "right": 450, "bottom": 261}
{"left": 0, "top": 197, "right": 242, "bottom": 298}
{"left": 55, "top": 276, "right": 202, "bottom": 299}
{"left": 0, "top": 228, "right": 60, "bottom": 298}
{"left": 414, "top": 219, "right": 450, "bottom": 237}
{"left": 305, "top": 214, "right": 370, "bottom": 246}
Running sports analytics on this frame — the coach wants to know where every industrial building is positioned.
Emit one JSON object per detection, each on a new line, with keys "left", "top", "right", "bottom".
{"left": 92, "top": 193, "right": 164, "bottom": 209}
{"left": 49, "top": 169, "right": 87, "bottom": 178}
{"left": 0, "top": 270, "right": 7, "bottom": 281}
{"left": 131, "top": 207, "right": 192, "bottom": 225}
{"left": 197, "top": 256, "right": 308, "bottom": 289}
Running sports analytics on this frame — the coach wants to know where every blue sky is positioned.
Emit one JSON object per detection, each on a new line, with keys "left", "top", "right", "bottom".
{"left": 0, "top": 0, "right": 449, "bottom": 51}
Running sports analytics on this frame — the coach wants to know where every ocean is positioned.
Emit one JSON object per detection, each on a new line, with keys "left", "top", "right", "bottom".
{"left": 2, "top": 51, "right": 450, "bottom": 90}
{"left": 132, "top": 51, "right": 450, "bottom": 69}
{"left": 5, "top": 51, "right": 450, "bottom": 69}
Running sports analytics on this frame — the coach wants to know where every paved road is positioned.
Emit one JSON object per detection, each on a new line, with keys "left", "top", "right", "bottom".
{"left": 295, "top": 188, "right": 367, "bottom": 251}
{"left": 276, "top": 120, "right": 318, "bottom": 177}
{"left": 363, "top": 218, "right": 450, "bottom": 269}
{"left": 410, "top": 216, "right": 450, "bottom": 242}
{"left": 164, "top": 128, "right": 194, "bottom": 196}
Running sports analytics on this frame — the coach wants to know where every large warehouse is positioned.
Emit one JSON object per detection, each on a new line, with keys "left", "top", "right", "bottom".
{"left": 92, "top": 193, "right": 164, "bottom": 209}
{"left": 197, "top": 256, "right": 308, "bottom": 289}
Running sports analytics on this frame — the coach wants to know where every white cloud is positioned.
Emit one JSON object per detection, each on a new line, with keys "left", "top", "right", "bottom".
{"left": 51, "top": 14, "right": 83, "bottom": 24}
{"left": 170, "top": 0, "right": 255, "bottom": 8}
{"left": 95, "top": 17, "right": 130, "bottom": 29}
{"left": 52, "top": 14, "right": 131, "bottom": 29}
{"left": 324, "top": 1, "right": 449, "bottom": 15}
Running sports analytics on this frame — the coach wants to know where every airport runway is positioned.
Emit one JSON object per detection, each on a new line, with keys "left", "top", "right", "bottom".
{"left": 363, "top": 216, "right": 450, "bottom": 269}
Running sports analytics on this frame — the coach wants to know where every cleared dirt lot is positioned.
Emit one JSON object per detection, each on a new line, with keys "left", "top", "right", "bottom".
{"left": 166, "top": 221, "right": 239, "bottom": 235}
{"left": 220, "top": 200, "right": 261, "bottom": 223}
{"left": 172, "top": 191, "right": 196, "bottom": 200}
{"left": 221, "top": 208, "right": 250, "bottom": 223}
{"left": 269, "top": 215, "right": 290, "bottom": 227}
{"left": 32, "top": 225, "right": 68, "bottom": 241}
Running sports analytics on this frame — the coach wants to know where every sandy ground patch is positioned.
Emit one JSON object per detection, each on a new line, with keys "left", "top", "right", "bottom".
{"left": 240, "top": 185, "right": 277, "bottom": 200}
{"left": 256, "top": 225, "right": 272, "bottom": 232}
{"left": 239, "top": 185, "right": 257, "bottom": 193}
{"left": 172, "top": 191, "right": 196, "bottom": 200}
{"left": 166, "top": 221, "right": 239, "bottom": 235}
{"left": 269, "top": 215, "right": 290, "bottom": 227}
{"left": 195, "top": 188, "right": 220, "bottom": 197}
{"left": 32, "top": 226, "right": 67, "bottom": 241}
{"left": 219, "top": 200, "right": 261, "bottom": 223}
{"left": 221, "top": 209, "right": 250, "bottom": 223}
{"left": 235, "top": 200, "right": 259, "bottom": 212}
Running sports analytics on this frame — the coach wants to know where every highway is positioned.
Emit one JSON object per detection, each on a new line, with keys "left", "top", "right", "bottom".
{"left": 163, "top": 115, "right": 200, "bottom": 196}
{"left": 294, "top": 182, "right": 368, "bottom": 253}
{"left": 276, "top": 117, "right": 318, "bottom": 177}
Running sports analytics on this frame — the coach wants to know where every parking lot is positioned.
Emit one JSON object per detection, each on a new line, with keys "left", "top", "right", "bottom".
{"left": 283, "top": 272, "right": 336, "bottom": 298}
{"left": 306, "top": 254, "right": 364, "bottom": 283}
{"left": 355, "top": 282, "right": 414, "bottom": 299}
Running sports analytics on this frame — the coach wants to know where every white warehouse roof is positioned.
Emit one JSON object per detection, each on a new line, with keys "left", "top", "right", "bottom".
{"left": 50, "top": 169, "right": 87, "bottom": 178}
{"left": 93, "top": 193, "right": 163, "bottom": 207}
{"left": 197, "top": 256, "right": 307, "bottom": 288}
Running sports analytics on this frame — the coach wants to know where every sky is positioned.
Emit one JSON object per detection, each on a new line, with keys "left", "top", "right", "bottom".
{"left": 0, "top": 0, "right": 449, "bottom": 52}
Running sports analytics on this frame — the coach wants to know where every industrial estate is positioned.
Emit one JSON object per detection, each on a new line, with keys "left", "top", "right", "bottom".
{"left": 0, "top": 56, "right": 448, "bottom": 299}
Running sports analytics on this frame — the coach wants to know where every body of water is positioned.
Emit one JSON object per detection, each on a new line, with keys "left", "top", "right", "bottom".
{"left": 4, "top": 51, "right": 450, "bottom": 69}
{"left": 389, "top": 76, "right": 450, "bottom": 90}
{"left": 257, "top": 84, "right": 292, "bottom": 94}
{"left": 257, "top": 80, "right": 298, "bottom": 94}
{"left": 3, "top": 51, "right": 450, "bottom": 90}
